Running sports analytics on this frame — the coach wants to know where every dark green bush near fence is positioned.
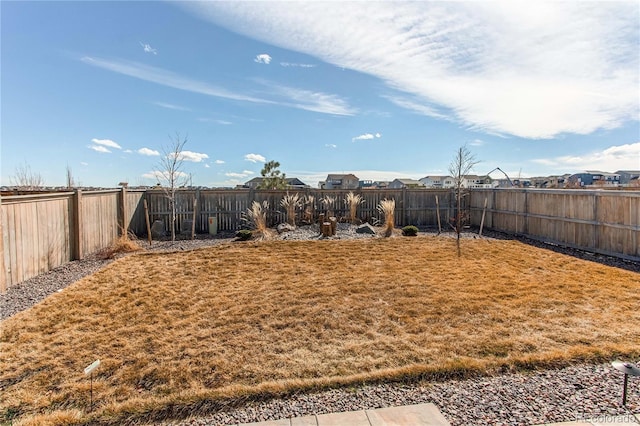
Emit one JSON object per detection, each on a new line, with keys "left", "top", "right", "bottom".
{"left": 235, "top": 230, "right": 253, "bottom": 241}
{"left": 402, "top": 225, "right": 419, "bottom": 236}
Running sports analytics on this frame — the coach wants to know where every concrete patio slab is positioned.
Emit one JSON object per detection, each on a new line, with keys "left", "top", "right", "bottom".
{"left": 290, "top": 415, "right": 319, "bottom": 426}
{"left": 237, "top": 403, "right": 452, "bottom": 426}
{"left": 366, "top": 403, "right": 451, "bottom": 426}
{"left": 242, "top": 419, "right": 291, "bottom": 426}
{"left": 316, "top": 409, "right": 371, "bottom": 426}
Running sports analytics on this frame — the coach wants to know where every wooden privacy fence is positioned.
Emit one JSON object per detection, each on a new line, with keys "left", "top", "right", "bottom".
{"left": 3, "top": 187, "right": 639, "bottom": 291}
{"left": 142, "top": 188, "right": 456, "bottom": 234}
{"left": 470, "top": 189, "right": 640, "bottom": 260}
{"left": 0, "top": 189, "right": 145, "bottom": 291}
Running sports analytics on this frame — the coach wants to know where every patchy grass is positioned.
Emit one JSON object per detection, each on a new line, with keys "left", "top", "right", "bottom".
{"left": 1, "top": 237, "right": 639, "bottom": 425}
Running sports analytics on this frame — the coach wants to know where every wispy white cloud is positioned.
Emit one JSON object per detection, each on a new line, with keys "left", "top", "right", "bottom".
{"left": 140, "top": 42, "right": 157, "bottom": 55}
{"left": 383, "top": 95, "right": 449, "bottom": 120}
{"left": 182, "top": 2, "right": 639, "bottom": 139}
{"left": 352, "top": 133, "right": 382, "bottom": 142}
{"left": 325, "top": 144, "right": 337, "bottom": 148}
{"left": 178, "top": 150, "right": 209, "bottom": 163}
{"left": 225, "top": 170, "right": 254, "bottom": 178}
{"left": 280, "top": 62, "right": 315, "bottom": 68}
{"left": 214, "top": 159, "right": 225, "bottom": 164}
{"left": 142, "top": 170, "right": 189, "bottom": 181}
{"left": 469, "top": 139, "right": 485, "bottom": 147}
{"left": 259, "top": 80, "right": 356, "bottom": 116}
{"left": 91, "top": 138, "right": 121, "bottom": 149}
{"left": 204, "top": 164, "right": 210, "bottom": 168}
{"left": 154, "top": 101, "right": 190, "bottom": 111}
{"left": 88, "top": 145, "right": 111, "bottom": 153}
{"left": 198, "top": 117, "right": 233, "bottom": 125}
{"left": 254, "top": 54, "right": 272, "bottom": 64}
{"left": 81, "top": 56, "right": 272, "bottom": 104}
{"left": 80, "top": 162, "right": 89, "bottom": 166}
{"left": 532, "top": 142, "right": 640, "bottom": 172}
{"left": 82, "top": 56, "right": 350, "bottom": 116}
{"left": 138, "top": 147, "right": 160, "bottom": 156}
{"left": 244, "top": 153, "right": 266, "bottom": 163}
{"left": 123, "top": 149, "right": 133, "bottom": 153}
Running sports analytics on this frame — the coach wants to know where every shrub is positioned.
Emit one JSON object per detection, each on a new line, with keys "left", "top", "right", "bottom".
{"left": 402, "top": 225, "right": 419, "bottom": 237}
{"left": 235, "top": 229, "right": 252, "bottom": 241}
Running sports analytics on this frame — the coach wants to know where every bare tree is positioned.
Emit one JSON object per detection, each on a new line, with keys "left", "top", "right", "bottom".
{"left": 11, "top": 162, "right": 44, "bottom": 190}
{"left": 156, "top": 133, "right": 188, "bottom": 242}
{"left": 66, "top": 164, "right": 76, "bottom": 188}
{"left": 448, "top": 145, "right": 479, "bottom": 254}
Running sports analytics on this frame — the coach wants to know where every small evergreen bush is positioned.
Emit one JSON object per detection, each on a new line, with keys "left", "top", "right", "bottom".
{"left": 402, "top": 225, "right": 419, "bottom": 237}
{"left": 236, "top": 229, "right": 253, "bottom": 241}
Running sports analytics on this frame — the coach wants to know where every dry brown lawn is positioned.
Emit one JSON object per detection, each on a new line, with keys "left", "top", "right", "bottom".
{"left": 1, "top": 237, "right": 639, "bottom": 425}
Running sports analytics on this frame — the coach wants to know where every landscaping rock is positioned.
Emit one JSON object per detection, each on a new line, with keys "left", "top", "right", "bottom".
{"left": 356, "top": 223, "right": 376, "bottom": 234}
{"left": 277, "top": 223, "right": 296, "bottom": 234}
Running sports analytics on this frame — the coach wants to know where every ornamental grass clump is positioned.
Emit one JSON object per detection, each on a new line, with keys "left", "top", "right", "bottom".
{"left": 303, "top": 195, "right": 316, "bottom": 224}
{"left": 377, "top": 198, "right": 395, "bottom": 237}
{"left": 245, "top": 200, "right": 269, "bottom": 233}
{"left": 344, "top": 192, "right": 364, "bottom": 224}
{"left": 320, "top": 195, "right": 336, "bottom": 218}
{"left": 280, "top": 193, "right": 301, "bottom": 226}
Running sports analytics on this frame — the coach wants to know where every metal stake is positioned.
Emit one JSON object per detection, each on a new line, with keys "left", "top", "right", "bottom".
{"left": 90, "top": 371, "right": 93, "bottom": 412}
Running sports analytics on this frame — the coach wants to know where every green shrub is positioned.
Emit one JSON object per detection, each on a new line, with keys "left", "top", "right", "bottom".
{"left": 402, "top": 225, "right": 419, "bottom": 237}
{"left": 236, "top": 229, "right": 253, "bottom": 241}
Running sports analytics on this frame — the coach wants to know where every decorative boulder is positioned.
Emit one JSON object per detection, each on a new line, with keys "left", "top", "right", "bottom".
{"left": 277, "top": 223, "right": 296, "bottom": 234}
{"left": 356, "top": 223, "right": 376, "bottom": 234}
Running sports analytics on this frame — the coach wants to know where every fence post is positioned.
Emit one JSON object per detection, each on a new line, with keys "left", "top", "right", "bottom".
{"left": 593, "top": 191, "right": 599, "bottom": 251}
{"left": 0, "top": 196, "right": 6, "bottom": 292}
{"left": 402, "top": 187, "right": 407, "bottom": 227}
{"left": 119, "top": 186, "right": 127, "bottom": 235}
{"left": 73, "top": 189, "right": 84, "bottom": 260}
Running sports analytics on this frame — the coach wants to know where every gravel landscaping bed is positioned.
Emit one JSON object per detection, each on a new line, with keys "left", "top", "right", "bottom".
{"left": 2, "top": 225, "right": 638, "bottom": 426}
{"left": 162, "top": 362, "right": 639, "bottom": 426}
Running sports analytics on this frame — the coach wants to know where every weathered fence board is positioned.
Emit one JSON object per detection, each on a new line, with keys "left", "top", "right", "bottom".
{"left": 471, "top": 189, "right": 640, "bottom": 260}
{"left": 1, "top": 189, "right": 144, "bottom": 290}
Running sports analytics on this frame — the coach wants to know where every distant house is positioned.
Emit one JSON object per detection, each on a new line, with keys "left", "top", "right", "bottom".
{"left": 358, "top": 180, "right": 376, "bottom": 189}
{"left": 243, "top": 177, "right": 310, "bottom": 190}
{"left": 419, "top": 176, "right": 454, "bottom": 188}
{"left": 567, "top": 171, "right": 620, "bottom": 187}
{"left": 616, "top": 170, "right": 640, "bottom": 186}
{"left": 388, "top": 179, "right": 425, "bottom": 189}
{"left": 461, "top": 175, "right": 494, "bottom": 188}
{"left": 319, "top": 174, "right": 359, "bottom": 189}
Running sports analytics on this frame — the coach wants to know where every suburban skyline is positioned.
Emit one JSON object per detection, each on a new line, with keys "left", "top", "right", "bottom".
{"left": 2, "top": 1, "right": 639, "bottom": 188}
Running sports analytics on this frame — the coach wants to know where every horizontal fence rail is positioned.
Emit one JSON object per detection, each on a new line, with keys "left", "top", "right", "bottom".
{"left": 2, "top": 187, "right": 638, "bottom": 291}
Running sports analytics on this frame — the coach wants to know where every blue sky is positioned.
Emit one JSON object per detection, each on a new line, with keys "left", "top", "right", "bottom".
{"left": 2, "top": 1, "right": 639, "bottom": 188}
